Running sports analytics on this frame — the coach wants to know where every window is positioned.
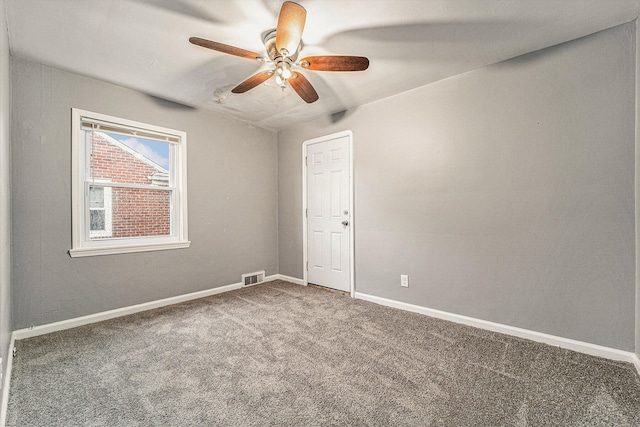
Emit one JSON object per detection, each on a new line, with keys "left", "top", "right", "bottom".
{"left": 89, "top": 182, "right": 112, "bottom": 238}
{"left": 70, "top": 108, "right": 189, "bottom": 257}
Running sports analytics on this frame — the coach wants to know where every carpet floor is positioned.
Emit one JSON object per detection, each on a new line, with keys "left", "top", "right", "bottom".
{"left": 6, "top": 280, "right": 640, "bottom": 426}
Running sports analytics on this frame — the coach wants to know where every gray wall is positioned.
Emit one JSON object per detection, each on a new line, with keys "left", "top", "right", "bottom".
{"left": 636, "top": 18, "right": 640, "bottom": 361}
{"left": 1, "top": 0, "right": 12, "bottom": 386}
{"left": 278, "top": 23, "right": 636, "bottom": 351}
{"left": 11, "top": 57, "right": 278, "bottom": 329}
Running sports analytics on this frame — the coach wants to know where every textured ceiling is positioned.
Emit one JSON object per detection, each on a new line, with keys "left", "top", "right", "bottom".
{"left": 5, "top": 0, "right": 640, "bottom": 130}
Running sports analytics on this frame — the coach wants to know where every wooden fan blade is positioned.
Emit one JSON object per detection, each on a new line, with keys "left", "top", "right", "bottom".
{"left": 231, "top": 71, "right": 273, "bottom": 94}
{"left": 289, "top": 72, "right": 318, "bottom": 103}
{"left": 189, "top": 37, "right": 262, "bottom": 61}
{"left": 300, "top": 56, "right": 370, "bottom": 71}
{"left": 275, "top": 2, "right": 306, "bottom": 57}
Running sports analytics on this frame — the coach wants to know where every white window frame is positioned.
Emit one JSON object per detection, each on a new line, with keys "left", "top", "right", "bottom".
{"left": 69, "top": 108, "right": 190, "bottom": 257}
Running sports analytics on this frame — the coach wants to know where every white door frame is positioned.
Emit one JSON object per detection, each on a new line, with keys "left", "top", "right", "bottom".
{"left": 302, "top": 130, "right": 355, "bottom": 297}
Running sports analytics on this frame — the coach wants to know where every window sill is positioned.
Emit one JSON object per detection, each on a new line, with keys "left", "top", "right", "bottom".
{"left": 68, "top": 241, "right": 191, "bottom": 258}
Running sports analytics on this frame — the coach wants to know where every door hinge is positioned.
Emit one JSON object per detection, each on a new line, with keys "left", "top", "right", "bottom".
{"left": 306, "top": 261, "right": 308, "bottom": 270}
{"left": 305, "top": 208, "right": 308, "bottom": 218}
{"left": 305, "top": 156, "right": 308, "bottom": 166}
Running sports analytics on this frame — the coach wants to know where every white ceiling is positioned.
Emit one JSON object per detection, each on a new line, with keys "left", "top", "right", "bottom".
{"left": 5, "top": 0, "right": 640, "bottom": 130}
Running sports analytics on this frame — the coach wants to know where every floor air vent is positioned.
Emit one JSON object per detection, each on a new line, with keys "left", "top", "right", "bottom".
{"left": 242, "top": 271, "right": 265, "bottom": 286}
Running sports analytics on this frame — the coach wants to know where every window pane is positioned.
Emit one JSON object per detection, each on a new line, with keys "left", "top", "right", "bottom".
{"left": 89, "top": 186, "right": 104, "bottom": 208}
{"left": 87, "top": 130, "right": 171, "bottom": 186}
{"left": 90, "top": 209, "right": 105, "bottom": 231}
{"left": 90, "top": 187, "right": 172, "bottom": 239}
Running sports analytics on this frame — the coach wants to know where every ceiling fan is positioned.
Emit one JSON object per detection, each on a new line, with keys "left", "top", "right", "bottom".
{"left": 189, "top": 1, "right": 369, "bottom": 104}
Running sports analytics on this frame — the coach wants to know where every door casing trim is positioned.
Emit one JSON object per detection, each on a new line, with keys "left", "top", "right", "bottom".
{"left": 302, "top": 130, "right": 355, "bottom": 297}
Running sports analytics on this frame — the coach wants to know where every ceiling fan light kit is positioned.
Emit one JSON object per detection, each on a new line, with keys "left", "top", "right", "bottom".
{"left": 189, "top": 1, "right": 369, "bottom": 104}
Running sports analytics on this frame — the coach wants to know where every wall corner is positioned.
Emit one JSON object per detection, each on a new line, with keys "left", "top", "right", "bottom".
{"left": 635, "top": 17, "right": 640, "bottom": 360}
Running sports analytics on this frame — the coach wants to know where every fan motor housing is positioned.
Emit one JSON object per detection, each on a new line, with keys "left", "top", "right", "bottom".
{"left": 263, "top": 29, "right": 301, "bottom": 62}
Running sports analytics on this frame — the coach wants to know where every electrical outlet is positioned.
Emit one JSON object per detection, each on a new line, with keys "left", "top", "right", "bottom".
{"left": 401, "top": 274, "right": 409, "bottom": 287}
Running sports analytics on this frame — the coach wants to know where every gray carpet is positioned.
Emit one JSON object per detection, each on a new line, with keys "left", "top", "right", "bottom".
{"left": 6, "top": 280, "right": 640, "bottom": 426}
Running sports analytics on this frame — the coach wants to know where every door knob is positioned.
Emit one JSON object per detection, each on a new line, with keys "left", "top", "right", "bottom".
{"left": 341, "top": 220, "right": 349, "bottom": 226}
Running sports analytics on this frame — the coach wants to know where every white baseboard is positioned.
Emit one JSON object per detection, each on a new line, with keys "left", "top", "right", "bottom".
{"left": 355, "top": 292, "right": 640, "bottom": 376}
{"left": 633, "top": 354, "right": 640, "bottom": 376}
{"left": 270, "top": 274, "right": 304, "bottom": 286}
{"left": 12, "top": 275, "right": 304, "bottom": 341}
{"left": 13, "top": 281, "right": 247, "bottom": 340}
{"left": 0, "top": 333, "right": 15, "bottom": 427}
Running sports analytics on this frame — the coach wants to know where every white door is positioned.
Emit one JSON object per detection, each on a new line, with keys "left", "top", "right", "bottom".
{"left": 305, "top": 133, "right": 351, "bottom": 293}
